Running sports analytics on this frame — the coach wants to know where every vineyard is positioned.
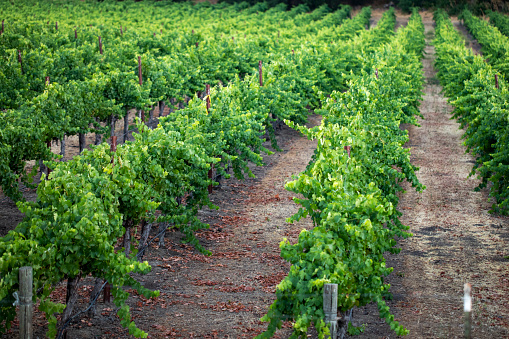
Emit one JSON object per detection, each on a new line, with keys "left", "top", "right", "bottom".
{"left": 0, "top": 1, "right": 508, "bottom": 338}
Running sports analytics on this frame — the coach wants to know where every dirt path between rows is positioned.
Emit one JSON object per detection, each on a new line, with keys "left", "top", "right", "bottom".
{"left": 354, "top": 12, "right": 509, "bottom": 339}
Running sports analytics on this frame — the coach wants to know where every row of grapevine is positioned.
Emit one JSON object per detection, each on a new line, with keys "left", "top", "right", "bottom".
{"left": 0, "top": 0, "right": 355, "bottom": 202}
{"left": 460, "top": 9, "right": 509, "bottom": 79}
{"left": 434, "top": 10, "right": 509, "bottom": 214}
{"left": 487, "top": 10, "right": 509, "bottom": 37}
{"left": 0, "top": 3, "right": 374, "bottom": 338}
{"left": 258, "top": 8, "right": 425, "bottom": 338}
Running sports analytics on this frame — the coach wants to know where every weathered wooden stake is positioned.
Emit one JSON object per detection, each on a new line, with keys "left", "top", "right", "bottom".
{"left": 375, "top": 68, "right": 379, "bottom": 79}
{"left": 74, "top": 29, "right": 77, "bottom": 39}
{"left": 55, "top": 21, "right": 58, "bottom": 31}
{"left": 344, "top": 145, "right": 351, "bottom": 157}
{"left": 18, "top": 266, "right": 33, "bottom": 339}
{"left": 2, "top": 19, "right": 5, "bottom": 35}
{"left": 98, "top": 36, "right": 103, "bottom": 54}
{"left": 323, "top": 283, "right": 338, "bottom": 339}
{"left": 195, "top": 42, "right": 199, "bottom": 48}
{"left": 464, "top": 283, "right": 472, "bottom": 339}
{"left": 495, "top": 74, "right": 499, "bottom": 89}
{"left": 259, "top": 60, "right": 263, "bottom": 87}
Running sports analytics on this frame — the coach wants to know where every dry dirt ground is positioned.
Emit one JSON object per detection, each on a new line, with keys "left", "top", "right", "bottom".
{"left": 2, "top": 10, "right": 509, "bottom": 339}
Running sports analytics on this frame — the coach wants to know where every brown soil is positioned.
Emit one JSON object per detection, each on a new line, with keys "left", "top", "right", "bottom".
{"left": 3, "top": 11, "right": 509, "bottom": 339}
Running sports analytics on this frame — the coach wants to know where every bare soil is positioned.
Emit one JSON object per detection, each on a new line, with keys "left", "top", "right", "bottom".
{"left": 2, "top": 11, "right": 509, "bottom": 339}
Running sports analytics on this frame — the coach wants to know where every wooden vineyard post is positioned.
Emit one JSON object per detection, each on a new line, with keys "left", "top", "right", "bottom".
{"left": 18, "top": 266, "right": 33, "bottom": 339}
{"left": 375, "top": 68, "right": 379, "bottom": 79}
{"left": 98, "top": 36, "right": 103, "bottom": 55}
{"left": 195, "top": 42, "right": 199, "bottom": 48}
{"left": 206, "top": 84, "right": 213, "bottom": 194}
{"left": 1, "top": 19, "right": 4, "bottom": 35}
{"left": 74, "top": 29, "right": 77, "bottom": 40}
{"left": 138, "top": 56, "right": 145, "bottom": 122}
{"left": 55, "top": 21, "right": 58, "bottom": 31}
{"left": 344, "top": 145, "right": 351, "bottom": 158}
{"left": 464, "top": 283, "right": 472, "bottom": 339}
{"left": 323, "top": 284, "right": 338, "bottom": 339}
{"left": 495, "top": 74, "right": 499, "bottom": 89}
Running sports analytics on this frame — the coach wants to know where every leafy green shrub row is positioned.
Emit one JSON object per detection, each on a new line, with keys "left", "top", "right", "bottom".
{"left": 487, "top": 10, "right": 509, "bottom": 37}
{"left": 435, "top": 9, "right": 509, "bottom": 214}
{"left": 258, "top": 8, "right": 425, "bottom": 338}
{"left": 460, "top": 9, "right": 509, "bottom": 79}
{"left": 0, "top": 1, "right": 356, "bottom": 202}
